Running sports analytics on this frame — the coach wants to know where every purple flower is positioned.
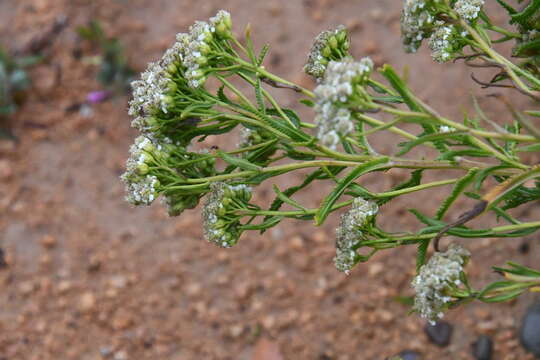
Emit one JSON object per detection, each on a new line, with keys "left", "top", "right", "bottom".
{"left": 86, "top": 90, "right": 110, "bottom": 104}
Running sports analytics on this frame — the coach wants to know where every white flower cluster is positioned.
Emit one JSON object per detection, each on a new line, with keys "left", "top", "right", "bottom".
{"left": 304, "top": 25, "right": 349, "bottom": 79}
{"left": 202, "top": 182, "right": 252, "bottom": 248}
{"left": 128, "top": 10, "right": 232, "bottom": 133}
{"left": 121, "top": 135, "right": 168, "bottom": 205}
{"left": 412, "top": 244, "right": 470, "bottom": 323}
{"left": 313, "top": 58, "right": 373, "bottom": 149}
{"left": 184, "top": 10, "right": 232, "bottom": 88}
{"left": 454, "top": 0, "right": 484, "bottom": 20}
{"left": 401, "top": 0, "right": 483, "bottom": 57}
{"left": 401, "top": 0, "right": 443, "bottom": 53}
{"left": 428, "top": 25, "right": 457, "bottom": 63}
{"left": 334, "top": 198, "right": 379, "bottom": 273}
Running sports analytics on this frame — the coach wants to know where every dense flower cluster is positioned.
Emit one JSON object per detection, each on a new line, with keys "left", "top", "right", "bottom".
{"left": 183, "top": 10, "right": 233, "bottom": 88}
{"left": 304, "top": 25, "right": 350, "bottom": 79}
{"left": 428, "top": 25, "right": 460, "bottom": 63}
{"left": 121, "top": 135, "right": 168, "bottom": 205}
{"left": 313, "top": 58, "right": 373, "bottom": 149}
{"left": 412, "top": 244, "right": 470, "bottom": 323}
{"left": 400, "top": 0, "right": 483, "bottom": 59}
{"left": 334, "top": 198, "right": 379, "bottom": 273}
{"left": 202, "top": 182, "right": 252, "bottom": 248}
{"left": 400, "top": 0, "right": 444, "bottom": 53}
{"left": 454, "top": 0, "right": 484, "bottom": 20}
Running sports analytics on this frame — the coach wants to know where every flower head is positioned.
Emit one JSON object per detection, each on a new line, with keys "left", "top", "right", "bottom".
{"left": 412, "top": 244, "right": 470, "bottom": 323}
{"left": 401, "top": 0, "right": 444, "bottom": 53}
{"left": 121, "top": 135, "right": 169, "bottom": 205}
{"left": 313, "top": 58, "right": 373, "bottom": 149}
{"left": 428, "top": 25, "right": 461, "bottom": 63}
{"left": 334, "top": 198, "right": 379, "bottom": 273}
{"left": 202, "top": 182, "right": 252, "bottom": 248}
{"left": 304, "top": 25, "right": 350, "bottom": 79}
{"left": 454, "top": 0, "right": 484, "bottom": 21}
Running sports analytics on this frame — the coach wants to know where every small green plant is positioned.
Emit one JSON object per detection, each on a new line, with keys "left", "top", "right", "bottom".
{"left": 122, "top": 2, "right": 540, "bottom": 322}
{"left": 77, "top": 20, "right": 135, "bottom": 93}
{"left": 0, "top": 45, "right": 40, "bottom": 139}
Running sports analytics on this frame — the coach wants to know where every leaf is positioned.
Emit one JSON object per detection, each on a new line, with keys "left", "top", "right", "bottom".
{"left": 315, "top": 157, "right": 389, "bottom": 225}
{"left": 379, "top": 65, "right": 422, "bottom": 112}
{"left": 495, "top": 0, "right": 517, "bottom": 14}
{"left": 416, "top": 239, "right": 430, "bottom": 271}
{"left": 272, "top": 185, "right": 307, "bottom": 211}
{"left": 397, "top": 131, "right": 466, "bottom": 156}
{"left": 266, "top": 108, "right": 301, "bottom": 128}
{"left": 217, "top": 150, "right": 261, "bottom": 171}
{"left": 435, "top": 168, "right": 479, "bottom": 220}
{"left": 299, "top": 99, "right": 315, "bottom": 107}
{"left": 256, "top": 44, "right": 270, "bottom": 67}
{"left": 255, "top": 77, "right": 265, "bottom": 114}
{"left": 378, "top": 169, "right": 423, "bottom": 205}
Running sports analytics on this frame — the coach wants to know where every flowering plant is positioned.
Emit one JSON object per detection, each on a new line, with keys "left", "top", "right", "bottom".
{"left": 122, "top": 2, "right": 540, "bottom": 322}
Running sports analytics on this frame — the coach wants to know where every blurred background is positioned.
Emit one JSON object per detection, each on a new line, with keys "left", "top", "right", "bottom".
{"left": 0, "top": 0, "right": 538, "bottom": 359}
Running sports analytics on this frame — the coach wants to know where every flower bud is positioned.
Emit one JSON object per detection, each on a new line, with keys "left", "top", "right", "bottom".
{"left": 328, "top": 36, "right": 339, "bottom": 50}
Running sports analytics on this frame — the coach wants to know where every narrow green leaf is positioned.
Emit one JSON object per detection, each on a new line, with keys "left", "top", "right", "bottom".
{"left": 436, "top": 169, "right": 479, "bottom": 220}
{"left": 315, "top": 157, "right": 389, "bottom": 225}
{"left": 416, "top": 239, "right": 430, "bottom": 272}
{"left": 217, "top": 150, "right": 262, "bottom": 171}
{"left": 272, "top": 185, "right": 308, "bottom": 211}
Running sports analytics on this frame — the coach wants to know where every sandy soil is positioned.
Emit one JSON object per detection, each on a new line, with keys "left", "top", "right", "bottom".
{"left": 0, "top": 0, "right": 538, "bottom": 359}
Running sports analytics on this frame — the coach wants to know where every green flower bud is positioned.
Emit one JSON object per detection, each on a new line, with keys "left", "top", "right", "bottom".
{"left": 216, "top": 23, "right": 230, "bottom": 38}
{"left": 167, "top": 81, "right": 178, "bottom": 93}
{"left": 322, "top": 46, "right": 332, "bottom": 58}
{"left": 328, "top": 36, "right": 338, "bottom": 50}
{"left": 167, "top": 63, "right": 178, "bottom": 75}
{"left": 137, "top": 163, "right": 149, "bottom": 175}
{"left": 199, "top": 43, "right": 211, "bottom": 55}
{"left": 337, "top": 30, "right": 347, "bottom": 43}
{"left": 195, "top": 56, "right": 208, "bottom": 66}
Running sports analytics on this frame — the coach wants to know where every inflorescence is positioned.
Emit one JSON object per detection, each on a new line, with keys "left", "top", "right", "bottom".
{"left": 412, "top": 244, "right": 471, "bottom": 323}
{"left": 313, "top": 58, "right": 373, "bottom": 149}
{"left": 334, "top": 198, "right": 379, "bottom": 273}
{"left": 202, "top": 182, "right": 252, "bottom": 248}
{"left": 400, "top": 0, "right": 484, "bottom": 61}
{"left": 304, "top": 25, "right": 350, "bottom": 80}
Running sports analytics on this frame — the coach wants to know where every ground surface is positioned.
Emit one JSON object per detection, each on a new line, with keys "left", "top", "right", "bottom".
{"left": 0, "top": 0, "right": 539, "bottom": 359}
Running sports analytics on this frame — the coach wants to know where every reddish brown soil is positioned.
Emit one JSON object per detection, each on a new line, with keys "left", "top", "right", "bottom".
{"left": 0, "top": 1, "right": 538, "bottom": 359}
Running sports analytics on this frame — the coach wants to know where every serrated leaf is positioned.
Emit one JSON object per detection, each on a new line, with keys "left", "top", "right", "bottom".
{"left": 257, "top": 44, "right": 270, "bottom": 66}
{"left": 255, "top": 77, "right": 265, "bottom": 114}
{"left": 315, "top": 157, "right": 389, "bottom": 225}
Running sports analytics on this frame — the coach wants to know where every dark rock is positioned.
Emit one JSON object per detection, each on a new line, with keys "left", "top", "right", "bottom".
{"left": 391, "top": 350, "right": 422, "bottom": 360}
{"left": 424, "top": 320, "right": 453, "bottom": 347}
{"left": 471, "top": 335, "right": 493, "bottom": 360}
{"left": 520, "top": 302, "right": 540, "bottom": 357}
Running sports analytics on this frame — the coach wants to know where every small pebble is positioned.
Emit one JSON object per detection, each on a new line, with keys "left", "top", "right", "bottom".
{"left": 424, "top": 320, "right": 453, "bottom": 347}
{"left": 389, "top": 350, "right": 422, "bottom": 360}
{"left": 520, "top": 302, "right": 540, "bottom": 357}
{"left": 471, "top": 335, "right": 493, "bottom": 360}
